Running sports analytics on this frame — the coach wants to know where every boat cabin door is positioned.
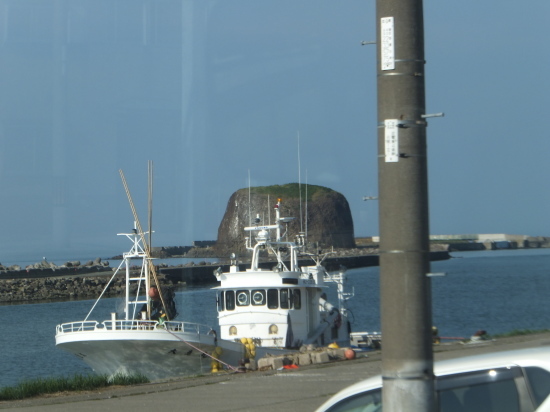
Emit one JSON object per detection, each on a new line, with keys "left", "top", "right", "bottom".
{"left": 306, "top": 288, "right": 317, "bottom": 334}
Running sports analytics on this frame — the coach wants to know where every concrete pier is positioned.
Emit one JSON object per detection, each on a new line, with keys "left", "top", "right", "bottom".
{"left": 2, "top": 332, "right": 549, "bottom": 411}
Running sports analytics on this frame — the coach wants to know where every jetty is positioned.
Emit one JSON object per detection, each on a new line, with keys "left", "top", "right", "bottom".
{"left": 0, "top": 258, "right": 111, "bottom": 281}
{"left": 159, "top": 250, "right": 451, "bottom": 285}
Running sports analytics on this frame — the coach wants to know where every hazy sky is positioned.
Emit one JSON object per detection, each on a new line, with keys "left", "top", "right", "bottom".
{"left": 0, "top": 0, "right": 549, "bottom": 261}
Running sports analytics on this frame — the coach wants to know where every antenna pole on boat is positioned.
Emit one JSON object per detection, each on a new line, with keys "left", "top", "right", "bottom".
{"left": 275, "top": 199, "right": 281, "bottom": 241}
{"left": 297, "top": 131, "right": 303, "bottom": 233}
{"left": 305, "top": 169, "right": 308, "bottom": 248}
{"left": 148, "top": 161, "right": 153, "bottom": 257}
{"left": 376, "top": 0, "right": 436, "bottom": 410}
{"left": 147, "top": 161, "right": 153, "bottom": 319}
{"left": 248, "top": 169, "right": 251, "bottom": 227}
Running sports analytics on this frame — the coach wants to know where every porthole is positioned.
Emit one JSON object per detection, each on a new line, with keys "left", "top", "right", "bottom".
{"left": 269, "top": 324, "right": 278, "bottom": 334}
{"left": 252, "top": 289, "right": 265, "bottom": 305}
{"left": 229, "top": 326, "right": 237, "bottom": 335}
{"left": 236, "top": 290, "right": 249, "bottom": 306}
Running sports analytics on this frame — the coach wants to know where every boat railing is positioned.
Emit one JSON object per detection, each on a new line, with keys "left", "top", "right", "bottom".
{"left": 57, "top": 319, "right": 214, "bottom": 335}
{"left": 56, "top": 321, "right": 100, "bottom": 334}
{"left": 164, "top": 321, "right": 214, "bottom": 335}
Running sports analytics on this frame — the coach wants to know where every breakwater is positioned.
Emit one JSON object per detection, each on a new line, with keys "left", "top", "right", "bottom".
{"left": 0, "top": 275, "right": 119, "bottom": 303}
{"left": 160, "top": 251, "right": 451, "bottom": 285}
{"left": 0, "top": 257, "right": 111, "bottom": 281}
{"left": 0, "top": 273, "right": 174, "bottom": 303}
{"left": 0, "top": 251, "right": 450, "bottom": 303}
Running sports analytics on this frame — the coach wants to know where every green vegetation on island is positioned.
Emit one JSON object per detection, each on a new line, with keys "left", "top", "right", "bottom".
{"left": 493, "top": 329, "right": 550, "bottom": 338}
{"left": 242, "top": 183, "right": 335, "bottom": 202}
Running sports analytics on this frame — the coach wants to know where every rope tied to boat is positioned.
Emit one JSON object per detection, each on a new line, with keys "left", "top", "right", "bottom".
{"left": 163, "top": 328, "right": 242, "bottom": 373}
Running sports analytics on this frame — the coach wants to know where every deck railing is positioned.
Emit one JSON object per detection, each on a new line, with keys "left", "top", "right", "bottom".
{"left": 56, "top": 319, "right": 213, "bottom": 335}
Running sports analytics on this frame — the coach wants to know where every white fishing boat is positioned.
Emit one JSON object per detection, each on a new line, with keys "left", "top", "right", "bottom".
{"left": 55, "top": 223, "right": 242, "bottom": 380}
{"left": 212, "top": 199, "right": 352, "bottom": 356}
{"left": 56, "top": 166, "right": 245, "bottom": 380}
{"left": 56, "top": 194, "right": 353, "bottom": 380}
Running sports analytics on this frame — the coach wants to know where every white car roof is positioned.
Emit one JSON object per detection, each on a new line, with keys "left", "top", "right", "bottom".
{"left": 316, "top": 346, "right": 550, "bottom": 412}
{"left": 434, "top": 346, "right": 550, "bottom": 375}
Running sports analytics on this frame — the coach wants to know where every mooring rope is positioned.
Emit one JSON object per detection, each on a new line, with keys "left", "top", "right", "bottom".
{"left": 163, "top": 328, "right": 242, "bottom": 373}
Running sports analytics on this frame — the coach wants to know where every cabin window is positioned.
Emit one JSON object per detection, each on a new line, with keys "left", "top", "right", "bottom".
{"left": 280, "top": 288, "right": 290, "bottom": 309}
{"left": 236, "top": 290, "right": 250, "bottom": 306}
{"left": 267, "top": 289, "right": 279, "bottom": 309}
{"left": 293, "top": 289, "right": 301, "bottom": 309}
{"left": 217, "top": 291, "right": 224, "bottom": 311}
{"left": 226, "top": 290, "right": 235, "bottom": 311}
{"left": 251, "top": 289, "right": 266, "bottom": 306}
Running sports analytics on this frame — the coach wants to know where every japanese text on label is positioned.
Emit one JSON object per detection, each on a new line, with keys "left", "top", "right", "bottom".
{"left": 384, "top": 119, "right": 399, "bottom": 162}
{"left": 381, "top": 17, "right": 395, "bottom": 71}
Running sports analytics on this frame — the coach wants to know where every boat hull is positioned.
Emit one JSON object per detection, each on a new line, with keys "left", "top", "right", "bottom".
{"left": 56, "top": 320, "right": 245, "bottom": 380}
{"left": 56, "top": 330, "right": 319, "bottom": 380}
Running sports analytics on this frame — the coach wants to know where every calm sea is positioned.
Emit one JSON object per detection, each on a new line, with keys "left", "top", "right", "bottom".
{"left": 1, "top": 248, "right": 549, "bottom": 388}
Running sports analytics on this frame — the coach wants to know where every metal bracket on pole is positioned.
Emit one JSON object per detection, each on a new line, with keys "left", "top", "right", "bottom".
{"left": 426, "top": 272, "right": 447, "bottom": 277}
{"left": 421, "top": 113, "right": 445, "bottom": 119}
{"left": 378, "top": 120, "right": 427, "bottom": 128}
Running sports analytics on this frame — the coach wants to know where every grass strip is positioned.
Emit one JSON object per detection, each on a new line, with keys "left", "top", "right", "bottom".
{"left": 0, "top": 373, "right": 149, "bottom": 401}
{"left": 493, "top": 328, "right": 550, "bottom": 338}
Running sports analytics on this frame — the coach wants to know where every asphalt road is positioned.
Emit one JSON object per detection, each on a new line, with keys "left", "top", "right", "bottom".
{"left": 2, "top": 332, "right": 550, "bottom": 412}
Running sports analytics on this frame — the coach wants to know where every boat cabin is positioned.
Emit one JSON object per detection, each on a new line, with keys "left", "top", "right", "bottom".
{"left": 214, "top": 199, "right": 350, "bottom": 350}
{"left": 215, "top": 255, "right": 346, "bottom": 349}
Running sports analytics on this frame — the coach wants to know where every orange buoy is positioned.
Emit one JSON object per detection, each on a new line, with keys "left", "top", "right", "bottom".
{"left": 344, "top": 349, "right": 356, "bottom": 360}
{"left": 148, "top": 287, "right": 160, "bottom": 300}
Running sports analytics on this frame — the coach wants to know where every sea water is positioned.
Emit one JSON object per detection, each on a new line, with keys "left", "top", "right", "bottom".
{"left": 1, "top": 248, "right": 550, "bottom": 388}
{"left": 346, "top": 248, "right": 550, "bottom": 340}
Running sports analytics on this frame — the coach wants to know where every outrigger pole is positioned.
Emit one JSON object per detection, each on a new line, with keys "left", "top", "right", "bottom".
{"left": 119, "top": 164, "right": 171, "bottom": 321}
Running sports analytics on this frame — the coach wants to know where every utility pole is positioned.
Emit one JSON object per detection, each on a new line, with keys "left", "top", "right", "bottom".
{"left": 376, "top": 0, "right": 436, "bottom": 411}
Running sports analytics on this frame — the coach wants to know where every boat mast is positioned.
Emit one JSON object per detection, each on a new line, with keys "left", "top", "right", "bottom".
{"left": 119, "top": 166, "right": 170, "bottom": 320}
{"left": 275, "top": 199, "right": 282, "bottom": 241}
{"left": 122, "top": 222, "right": 149, "bottom": 320}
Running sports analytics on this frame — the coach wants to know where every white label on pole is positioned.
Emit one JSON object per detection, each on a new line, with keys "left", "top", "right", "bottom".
{"left": 381, "top": 17, "right": 395, "bottom": 71}
{"left": 384, "top": 119, "right": 399, "bottom": 162}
